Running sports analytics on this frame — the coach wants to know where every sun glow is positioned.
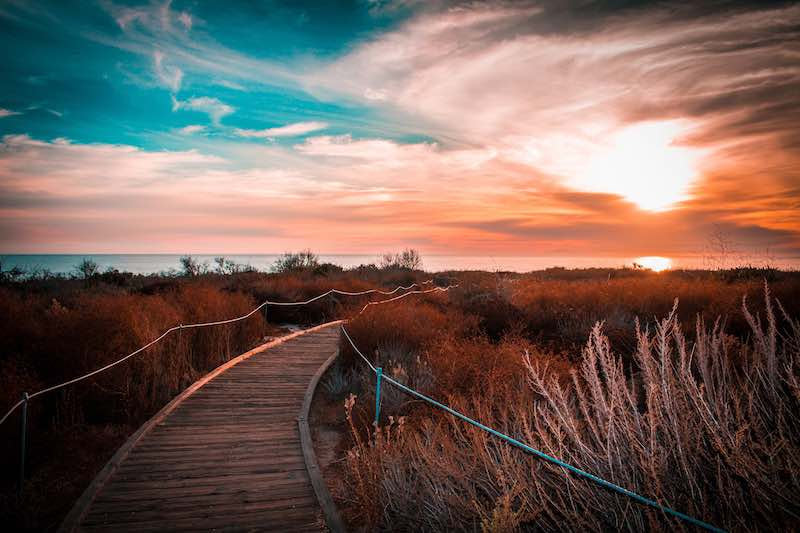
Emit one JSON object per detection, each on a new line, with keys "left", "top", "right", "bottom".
{"left": 636, "top": 256, "right": 672, "bottom": 272}
{"left": 572, "top": 121, "right": 700, "bottom": 211}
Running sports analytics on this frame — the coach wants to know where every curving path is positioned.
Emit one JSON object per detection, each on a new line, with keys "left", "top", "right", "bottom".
{"left": 61, "top": 321, "right": 342, "bottom": 533}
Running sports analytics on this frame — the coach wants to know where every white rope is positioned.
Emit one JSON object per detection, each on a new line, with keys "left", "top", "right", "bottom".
{"left": 177, "top": 303, "right": 268, "bottom": 328}
{"left": 339, "top": 283, "right": 458, "bottom": 369}
{"left": 264, "top": 282, "right": 426, "bottom": 306}
{"left": 340, "top": 325, "right": 377, "bottom": 372}
{"left": 356, "top": 285, "right": 459, "bottom": 315}
{"left": 0, "top": 398, "right": 25, "bottom": 427}
{"left": 0, "top": 280, "right": 439, "bottom": 427}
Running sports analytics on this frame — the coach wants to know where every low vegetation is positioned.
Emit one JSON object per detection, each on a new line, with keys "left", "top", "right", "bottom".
{"left": 378, "top": 248, "right": 423, "bottom": 270}
{"left": 272, "top": 249, "right": 321, "bottom": 273}
{"left": 330, "top": 273, "right": 800, "bottom": 532}
{"left": 0, "top": 251, "right": 427, "bottom": 530}
{"left": 0, "top": 253, "right": 797, "bottom": 531}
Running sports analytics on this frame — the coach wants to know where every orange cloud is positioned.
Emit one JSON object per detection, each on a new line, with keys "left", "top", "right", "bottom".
{"left": 1, "top": 3, "right": 798, "bottom": 258}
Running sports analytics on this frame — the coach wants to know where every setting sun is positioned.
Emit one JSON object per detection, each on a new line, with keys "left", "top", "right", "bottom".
{"left": 636, "top": 256, "right": 672, "bottom": 272}
{"left": 572, "top": 121, "right": 700, "bottom": 211}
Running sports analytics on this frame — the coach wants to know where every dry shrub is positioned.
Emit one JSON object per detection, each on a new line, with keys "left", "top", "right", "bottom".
{"left": 0, "top": 282, "right": 268, "bottom": 531}
{"left": 5, "top": 284, "right": 266, "bottom": 426}
{"left": 244, "top": 273, "right": 353, "bottom": 323}
{"left": 341, "top": 386, "right": 544, "bottom": 532}
{"left": 340, "top": 298, "right": 476, "bottom": 370}
{"left": 337, "top": 296, "right": 480, "bottom": 433}
{"left": 167, "top": 284, "right": 264, "bottom": 372}
{"left": 0, "top": 284, "right": 266, "bottom": 499}
{"left": 1, "top": 269, "right": 435, "bottom": 530}
{"left": 449, "top": 274, "right": 525, "bottom": 341}
{"left": 341, "top": 286, "right": 800, "bottom": 531}
{"left": 321, "top": 360, "right": 359, "bottom": 399}
{"left": 425, "top": 334, "right": 554, "bottom": 396}
{"left": 238, "top": 271, "right": 429, "bottom": 324}
{"left": 501, "top": 276, "right": 800, "bottom": 354}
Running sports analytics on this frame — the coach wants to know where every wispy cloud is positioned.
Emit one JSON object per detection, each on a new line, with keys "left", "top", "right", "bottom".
{"left": 95, "top": 1, "right": 301, "bottom": 92}
{"left": 311, "top": 3, "right": 800, "bottom": 183}
{"left": 171, "top": 96, "right": 234, "bottom": 125}
{"left": 178, "top": 124, "right": 206, "bottom": 135}
{"left": 363, "top": 88, "right": 387, "bottom": 101}
{"left": 23, "top": 105, "right": 63, "bottom": 117}
{"left": 0, "top": 108, "right": 21, "bottom": 118}
{"left": 153, "top": 50, "right": 183, "bottom": 92}
{"left": 0, "top": 134, "right": 403, "bottom": 252}
{"left": 177, "top": 11, "right": 192, "bottom": 31}
{"left": 295, "top": 135, "right": 435, "bottom": 161}
{"left": 212, "top": 78, "right": 246, "bottom": 91}
{"left": 1, "top": 1, "right": 797, "bottom": 255}
{"left": 234, "top": 121, "right": 328, "bottom": 139}
{"left": 1, "top": 131, "right": 796, "bottom": 255}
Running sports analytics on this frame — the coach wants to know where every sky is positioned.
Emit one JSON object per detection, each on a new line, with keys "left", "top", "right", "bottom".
{"left": 0, "top": 0, "right": 798, "bottom": 257}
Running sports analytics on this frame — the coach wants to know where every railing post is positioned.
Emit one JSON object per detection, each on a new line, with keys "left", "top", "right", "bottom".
{"left": 374, "top": 368, "right": 383, "bottom": 425}
{"left": 19, "top": 391, "right": 28, "bottom": 493}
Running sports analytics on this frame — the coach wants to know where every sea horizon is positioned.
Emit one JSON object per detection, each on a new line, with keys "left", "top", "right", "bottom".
{"left": 2, "top": 253, "right": 798, "bottom": 275}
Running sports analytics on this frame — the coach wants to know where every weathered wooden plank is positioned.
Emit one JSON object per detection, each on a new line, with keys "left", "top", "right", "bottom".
{"left": 62, "top": 321, "right": 342, "bottom": 533}
{"left": 81, "top": 504, "right": 323, "bottom": 530}
{"left": 136, "top": 434, "right": 301, "bottom": 445}
{"left": 137, "top": 433, "right": 302, "bottom": 443}
{"left": 97, "top": 470, "right": 313, "bottom": 491}
{"left": 110, "top": 464, "right": 311, "bottom": 482}
{"left": 85, "top": 499, "right": 321, "bottom": 523}
{"left": 80, "top": 511, "right": 322, "bottom": 533}
{"left": 119, "top": 453, "right": 307, "bottom": 469}
{"left": 94, "top": 483, "right": 316, "bottom": 504}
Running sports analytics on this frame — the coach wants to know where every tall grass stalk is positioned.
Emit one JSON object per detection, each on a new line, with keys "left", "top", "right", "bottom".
{"left": 341, "top": 286, "right": 800, "bottom": 531}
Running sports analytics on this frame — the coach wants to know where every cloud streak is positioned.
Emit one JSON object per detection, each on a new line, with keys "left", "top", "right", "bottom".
{"left": 171, "top": 96, "right": 234, "bottom": 125}
{"left": 153, "top": 50, "right": 183, "bottom": 92}
{"left": 309, "top": 3, "right": 799, "bottom": 202}
{"left": 0, "top": 1, "right": 797, "bottom": 258}
{"left": 234, "top": 121, "right": 328, "bottom": 138}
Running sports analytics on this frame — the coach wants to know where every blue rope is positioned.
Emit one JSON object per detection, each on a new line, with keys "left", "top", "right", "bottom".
{"left": 375, "top": 374, "right": 725, "bottom": 533}
{"left": 375, "top": 367, "right": 383, "bottom": 425}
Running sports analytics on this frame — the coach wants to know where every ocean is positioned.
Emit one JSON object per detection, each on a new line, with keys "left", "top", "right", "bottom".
{"left": 1, "top": 254, "right": 797, "bottom": 275}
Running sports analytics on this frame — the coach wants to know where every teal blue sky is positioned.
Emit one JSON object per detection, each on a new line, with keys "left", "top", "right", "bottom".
{"left": 1, "top": 1, "right": 798, "bottom": 257}
{"left": 0, "top": 1, "right": 427, "bottom": 149}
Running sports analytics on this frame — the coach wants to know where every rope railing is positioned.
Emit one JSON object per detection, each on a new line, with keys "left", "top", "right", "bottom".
{"left": 0, "top": 280, "right": 438, "bottom": 428}
{"left": 340, "top": 324, "right": 726, "bottom": 533}
{"left": 356, "top": 285, "right": 458, "bottom": 316}
{"left": 4, "top": 276, "right": 721, "bottom": 532}
{"left": 265, "top": 281, "right": 433, "bottom": 307}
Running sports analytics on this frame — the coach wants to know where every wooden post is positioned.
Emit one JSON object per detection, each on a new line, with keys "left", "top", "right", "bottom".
{"left": 19, "top": 392, "right": 28, "bottom": 493}
{"left": 374, "top": 367, "right": 382, "bottom": 425}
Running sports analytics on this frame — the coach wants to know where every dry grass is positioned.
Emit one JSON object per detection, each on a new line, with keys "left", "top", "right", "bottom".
{"left": 0, "top": 268, "right": 431, "bottom": 531}
{"left": 0, "top": 282, "right": 267, "bottom": 530}
{"left": 2, "top": 267, "right": 798, "bottom": 531}
{"left": 337, "top": 283, "right": 800, "bottom": 531}
{"left": 0, "top": 284, "right": 265, "bottom": 426}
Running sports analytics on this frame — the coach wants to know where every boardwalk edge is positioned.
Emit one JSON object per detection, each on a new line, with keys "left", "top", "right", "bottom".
{"left": 299, "top": 348, "right": 348, "bottom": 533}
{"left": 59, "top": 320, "right": 343, "bottom": 533}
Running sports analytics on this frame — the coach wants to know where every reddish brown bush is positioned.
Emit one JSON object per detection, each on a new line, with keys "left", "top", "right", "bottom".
{"left": 338, "top": 284, "right": 800, "bottom": 531}
{"left": 0, "top": 268, "right": 435, "bottom": 530}
{"left": 3, "top": 267, "right": 799, "bottom": 531}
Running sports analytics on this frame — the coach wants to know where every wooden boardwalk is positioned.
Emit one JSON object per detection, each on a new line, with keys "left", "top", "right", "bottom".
{"left": 62, "top": 322, "right": 342, "bottom": 532}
